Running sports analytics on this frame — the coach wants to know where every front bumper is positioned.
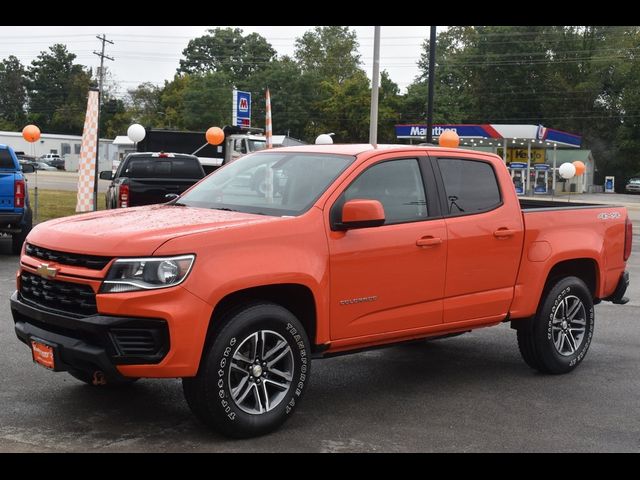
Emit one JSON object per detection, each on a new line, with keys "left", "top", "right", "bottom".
{"left": 11, "top": 291, "right": 169, "bottom": 380}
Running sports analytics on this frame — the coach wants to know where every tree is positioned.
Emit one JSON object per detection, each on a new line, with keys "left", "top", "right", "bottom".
{"left": 315, "top": 70, "right": 371, "bottom": 142}
{"left": 294, "top": 26, "right": 361, "bottom": 83}
{"left": 181, "top": 71, "right": 234, "bottom": 130}
{"left": 178, "top": 28, "right": 276, "bottom": 77}
{"left": 128, "top": 82, "right": 163, "bottom": 127}
{"left": 0, "top": 56, "right": 28, "bottom": 129}
{"left": 28, "top": 44, "right": 91, "bottom": 134}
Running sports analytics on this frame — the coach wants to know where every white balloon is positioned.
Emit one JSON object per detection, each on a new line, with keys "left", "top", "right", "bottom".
{"left": 315, "top": 134, "right": 333, "bottom": 145}
{"left": 558, "top": 162, "right": 576, "bottom": 179}
{"left": 127, "top": 123, "right": 146, "bottom": 143}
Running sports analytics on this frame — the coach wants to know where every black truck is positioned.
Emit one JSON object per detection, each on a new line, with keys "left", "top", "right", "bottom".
{"left": 100, "top": 152, "right": 206, "bottom": 209}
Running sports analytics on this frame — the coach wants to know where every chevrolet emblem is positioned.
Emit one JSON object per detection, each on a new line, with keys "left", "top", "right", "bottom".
{"left": 36, "top": 263, "right": 58, "bottom": 280}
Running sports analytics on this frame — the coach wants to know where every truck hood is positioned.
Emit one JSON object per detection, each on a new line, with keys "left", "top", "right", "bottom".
{"left": 27, "top": 205, "right": 276, "bottom": 257}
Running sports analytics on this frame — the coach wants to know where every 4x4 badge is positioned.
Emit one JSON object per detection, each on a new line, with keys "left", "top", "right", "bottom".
{"left": 36, "top": 263, "right": 58, "bottom": 279}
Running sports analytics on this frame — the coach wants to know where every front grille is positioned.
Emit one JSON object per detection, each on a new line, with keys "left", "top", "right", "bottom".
{"left": 110, "top": 328, "right": 164, "bottom": 356}
{"left": 26, "top": 243, "right": 112, "bottom": 270}
{"left": 20, "top": 272, "right": 97, "bottom": 316}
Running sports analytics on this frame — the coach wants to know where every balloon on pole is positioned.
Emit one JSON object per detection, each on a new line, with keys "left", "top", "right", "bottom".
{"left": 22, "top": 124, "right": 41, "bottom": 143}
{"left": 439, "top": 129, "right": 460, "bottom": 148}
{"left": 559, "top": 162, "right": 576, "bottom": 179}
{"left": 205, "top": 127, "right": 224, "bottom": 145}
{"left": 127, "top": 123, "right": 146, "bottom": 143}
{"left": 572, "top": 160, "right": 586, "bottom": 176}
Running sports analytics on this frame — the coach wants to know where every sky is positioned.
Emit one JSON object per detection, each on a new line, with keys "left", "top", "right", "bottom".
{"left": 0, "top": 26, "right": 433, "bottom": 96}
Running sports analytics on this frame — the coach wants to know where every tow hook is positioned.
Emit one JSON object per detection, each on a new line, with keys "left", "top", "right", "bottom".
{"left": 92, "top": 371, "right": 107, "bottom": 386}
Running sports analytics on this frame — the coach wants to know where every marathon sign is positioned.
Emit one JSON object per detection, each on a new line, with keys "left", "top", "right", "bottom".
{"left": 395, "top": 123, "right": 582, "bottom": 147}
{"left": 395, "top": 124, "right": 501, "bottom": 139}
{"left": 232, "top": 90, "right": 251, "bottom": 128}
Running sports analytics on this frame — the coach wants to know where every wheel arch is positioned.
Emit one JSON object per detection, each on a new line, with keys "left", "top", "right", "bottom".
{"left": 204, "top": 283, "right": 318, "bottom": 354}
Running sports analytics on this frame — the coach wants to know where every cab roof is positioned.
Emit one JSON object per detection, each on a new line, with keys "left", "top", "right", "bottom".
{"left": 266, "top": 143, "right": 495, "bottom": 157}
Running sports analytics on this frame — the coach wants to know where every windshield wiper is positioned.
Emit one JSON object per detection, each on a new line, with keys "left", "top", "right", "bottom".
{"left": 211, "top": 207, "right": 238, "bottom": 212}
{"left": 173, "top": 202, "right": 187, "bottom": 206}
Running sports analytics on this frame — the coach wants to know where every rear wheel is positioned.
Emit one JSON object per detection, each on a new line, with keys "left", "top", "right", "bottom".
{"left": 516, "top": 276, "right": 594, "bottom": 374}
{"left": 183, "top": 302, "right": 311, "bottom": 438}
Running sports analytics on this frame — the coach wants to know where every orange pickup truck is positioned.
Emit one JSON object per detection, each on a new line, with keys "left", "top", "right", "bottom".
{"left": 11, "top": 145, "right": 632, "bottom": 438}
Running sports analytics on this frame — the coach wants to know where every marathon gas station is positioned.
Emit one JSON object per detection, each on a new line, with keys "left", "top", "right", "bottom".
{"left": 395, "top": 124, "right": 594, "bottom": 195}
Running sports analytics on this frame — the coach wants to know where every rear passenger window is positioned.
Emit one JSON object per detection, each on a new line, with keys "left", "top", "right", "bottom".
{"left": 0, "top": 149, "right": 15, "bottom": 169}
{"left": 437, "top": 158, "right": 501, "bottom": 215}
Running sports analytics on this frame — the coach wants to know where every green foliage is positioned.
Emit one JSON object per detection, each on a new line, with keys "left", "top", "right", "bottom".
{"left": 28, "top": 44, "right": 91, "bottom": 134}
{"left": 0, "top": 56, "right": 27, "bottom": 128}
{"left": 178, "top": 28, "right": 276, "bottom": 77}
{"left": 295, "top": 26, "right": 361, "bottom": 84}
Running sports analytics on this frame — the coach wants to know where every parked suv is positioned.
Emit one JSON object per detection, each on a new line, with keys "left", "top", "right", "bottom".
{"left": 41, "top": 154, "right": 64, "bottom": 170}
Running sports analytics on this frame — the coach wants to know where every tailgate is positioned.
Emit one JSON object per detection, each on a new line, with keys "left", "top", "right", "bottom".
{"left": 0, "top": 172, "right": 15, "bottom": 211}
{"left": 128, "top": 178, "right": 199, "bottom": 206}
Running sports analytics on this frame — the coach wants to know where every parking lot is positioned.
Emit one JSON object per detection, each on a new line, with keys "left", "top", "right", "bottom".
{"left": 0, "top": 206, "right": 638, "bottom": 452}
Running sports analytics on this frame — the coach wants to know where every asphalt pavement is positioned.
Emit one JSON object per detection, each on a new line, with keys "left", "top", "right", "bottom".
{"left": 0, "top": 210, "right": 638, "bottom": 452}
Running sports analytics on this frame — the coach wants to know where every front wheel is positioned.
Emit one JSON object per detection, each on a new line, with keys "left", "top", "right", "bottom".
{"left": 183, "top": 302, "right": 311, "bottom": 438}
{"left": 516, "top": 276, "right": 595, "bottom": 374}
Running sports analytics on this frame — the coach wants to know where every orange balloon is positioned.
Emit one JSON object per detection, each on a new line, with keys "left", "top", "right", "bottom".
{"left": 206, "top": 126, "right": 224, "bottom": 145}
{"left": 573, "top": 160, "right": 586, "bottom": 176}
{"left": 22, "top": 124, "right": 41, "bottom": 143}
{"left": 439, "top": 129, "right": 460, "bottom": 148}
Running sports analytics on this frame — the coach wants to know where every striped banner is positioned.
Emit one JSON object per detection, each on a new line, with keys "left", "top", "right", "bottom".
{"left": 265, "top": 88, "right": 272, "bottom": 149}
{"left": 76, "top": 90, "right": 99, "bottom": 212}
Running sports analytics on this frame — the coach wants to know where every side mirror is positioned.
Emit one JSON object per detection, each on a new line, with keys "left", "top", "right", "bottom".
{"left": 338, "top": 199, "right": 385, "bottom": 230}
{"left": 165, "top": 193, "right": 179, "bottom": 201}
{"left": 99, "top": 171, "right": 113, "bottom": 180}
{"left": 20, "top": 163, "right": 35, "bottom": 173}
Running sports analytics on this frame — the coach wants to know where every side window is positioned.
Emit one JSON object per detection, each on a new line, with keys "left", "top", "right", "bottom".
{"left": 339, "top": 159, "right": 428, "bottom": 225}
{"left": 437, "top": 158, "right": 501, "bottom": 215}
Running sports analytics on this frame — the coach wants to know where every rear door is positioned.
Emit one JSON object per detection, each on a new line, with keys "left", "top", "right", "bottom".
{"left": 0, "top": 149, "right": 16, "bottom": 211}
{"left": 432, "top": 154, "right": 524, "bottom": 324}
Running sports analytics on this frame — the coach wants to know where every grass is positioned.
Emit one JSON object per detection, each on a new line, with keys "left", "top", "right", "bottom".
{"left": 29, "top": 189, "right": 105, "bottom": 224}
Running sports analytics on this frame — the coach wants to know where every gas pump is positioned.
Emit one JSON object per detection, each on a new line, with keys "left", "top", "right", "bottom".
{"left": 509, "top": 162, "right": 527, "bottom": 195}
{"left": 534, "top": 164, "right": 550, "bottom": 194}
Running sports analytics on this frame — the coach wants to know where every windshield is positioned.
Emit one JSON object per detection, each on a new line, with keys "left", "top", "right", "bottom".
{"left": 248, "top": 140, "right": 267, "bottom": 152}
{"left": 179, "top": 152, "right": 355, "bottom": 216}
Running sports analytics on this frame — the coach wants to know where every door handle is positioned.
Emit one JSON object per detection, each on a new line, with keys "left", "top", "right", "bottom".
{"left": 416, "top": 236, "right": 442, "bottom": 247}
{"left": 494, "top": 228, "right": 517, "bottom": 238}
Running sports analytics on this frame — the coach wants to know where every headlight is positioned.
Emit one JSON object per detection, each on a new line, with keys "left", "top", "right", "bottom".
{"left": 100, "top": 255, "right": 195, "bottom": 293}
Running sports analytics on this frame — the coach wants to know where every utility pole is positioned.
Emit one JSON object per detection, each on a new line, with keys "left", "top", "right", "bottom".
{"left": 93, "top": 34, "right": 114, "bottom": 211}
{"left": 426, "top": 26, "right": 436, "bottom": 144}
{"left": 369, "top": 26, "right": 381, "bottom": 145}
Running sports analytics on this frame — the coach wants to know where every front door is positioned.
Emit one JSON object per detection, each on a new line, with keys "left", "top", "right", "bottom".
{"left": 326, "top": 157, "right": 447, "bottom": 341}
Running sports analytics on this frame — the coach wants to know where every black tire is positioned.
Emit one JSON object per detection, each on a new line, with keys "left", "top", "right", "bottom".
{"left": 183, "top": 302, "right": 311, "bottom": 438}
{"left": 11, "top": 209, "right": 32, "bottom": 255}
{"left": 68, "top": 369, "right": 138, "bottom": 387}
{"left": 517, "top": 276, "right": 594, "bottom": 374}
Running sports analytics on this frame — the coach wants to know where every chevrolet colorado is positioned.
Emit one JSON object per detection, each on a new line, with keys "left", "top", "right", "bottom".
{"left": 11, "top": 144, "right": 631, "bottom": 437}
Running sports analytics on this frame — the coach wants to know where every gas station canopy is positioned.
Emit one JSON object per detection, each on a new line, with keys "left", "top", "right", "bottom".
{"left": 395, "top": 124, "right": 581, "bottom": 149}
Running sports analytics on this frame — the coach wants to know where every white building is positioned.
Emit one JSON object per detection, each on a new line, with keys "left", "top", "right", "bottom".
{"left": 0, "top": 130, "right": 117, "bottom": 172}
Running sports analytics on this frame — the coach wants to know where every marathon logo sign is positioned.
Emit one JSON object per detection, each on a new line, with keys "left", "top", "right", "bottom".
{"left": 395, "top": 124, "right": 497, "bottom": 139}
{"left": 232, "top": 89, "right": 251, "bottom": 128}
